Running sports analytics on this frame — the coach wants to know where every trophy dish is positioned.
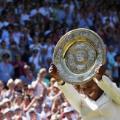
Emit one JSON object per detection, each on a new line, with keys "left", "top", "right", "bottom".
{"left": 53, "top": 28, "right": 106, "bottom": 85}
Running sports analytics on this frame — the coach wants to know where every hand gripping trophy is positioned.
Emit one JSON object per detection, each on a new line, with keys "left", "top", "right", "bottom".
{"left": 49, "top": 28, "right": 120, "bottom": 120}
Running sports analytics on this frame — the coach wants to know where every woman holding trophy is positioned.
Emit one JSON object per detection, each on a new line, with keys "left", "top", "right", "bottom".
{"left": 49, "top": 28, "right": 120, "bottom": 120}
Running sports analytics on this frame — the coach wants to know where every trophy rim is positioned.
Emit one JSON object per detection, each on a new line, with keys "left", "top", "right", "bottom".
{"left": 53, "top": 28, "right": 106, "bottom": 85}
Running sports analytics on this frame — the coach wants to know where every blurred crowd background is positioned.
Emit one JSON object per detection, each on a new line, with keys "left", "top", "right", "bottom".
{"left": 0, "top": 0, "right": 120, "bottom": 120}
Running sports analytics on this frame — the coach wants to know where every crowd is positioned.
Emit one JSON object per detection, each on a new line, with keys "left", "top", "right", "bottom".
{"left": 0, "top": 68, "right": 80, "bottom": 120}
{"left": 0, "top": 0, "right": 120, "bottom": 119}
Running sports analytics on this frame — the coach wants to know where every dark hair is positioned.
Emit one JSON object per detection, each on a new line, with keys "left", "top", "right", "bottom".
{"left": 2, "top": 53, "right": 10, "bottom": 59}
{"left": 115, "top": 54, "right": 120, "bottom": 61}
{"left": 32, "top": 49, "right": 38, "bottom": 53}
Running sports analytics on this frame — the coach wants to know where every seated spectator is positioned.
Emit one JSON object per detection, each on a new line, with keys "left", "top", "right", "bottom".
{"left": 33, "top": 68, "right": 47, "bottom": 97}
{"left": 0, "top": 112, "right": 3, "bottom": 120}
{"left": 3, "top": 108, "right": 13, "bottom": 120}
{"left": 40, "top": 103, "right": 51, "bottom": 120}
{"left": 27, "top": 84, "right": 36, "bottom": 99}
{"left": 62, "top": 106, "right": 78, "bottom": 120}
{"left": 0, "top": 52, "right": 14, "bottom": 83}
{"left": 5, "top": 79, "right": 15, "bottom": 100}
{"left": 20, "top": 65, "right": 35, "bottom": 85}
{"left": 12, "top": 106, "right": 26, "bottom": 120}
{"left": 21, "top": 95, "right": 31, "bottom": 112}
{"left": 29, "top": 48, "right": 40, "bottom": 73}
{"left": 107, "top": 45, "right": 117, "bottom": 71}
{"left": 40, "top": 41, "right": 48, "bottom": 66}
{"left": 27, "top": 107, "right": 41, "bottom": 120}
{"left": 0, "top": 80, "right": 5, "bottom": 101}
{"left": 0, "top": 40, "right": 11, "bottom": 61}
{"left": 14, "top": 79, "right": 24, "bottom": 92}
{"left": 9, "top": 41, "right": 20, "bottom": 61}
{"left": 12, "top": 54, "right": 25, "bottom": 78}
{"left": 13, "top": 91, "right": 23, "bottom": 107}
{"left": 0, "top": 98, "right": 11, "bottom": 114}
{"left": 113, "top": 54, "right": 120, "bottom": 87}
{"left": 30, "top": 95, "right": 44, "bottom": 113}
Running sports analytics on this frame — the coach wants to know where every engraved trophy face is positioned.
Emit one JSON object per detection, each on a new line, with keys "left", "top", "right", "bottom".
{"left": 53, "top": 28, "right": 106, "bottom": 85}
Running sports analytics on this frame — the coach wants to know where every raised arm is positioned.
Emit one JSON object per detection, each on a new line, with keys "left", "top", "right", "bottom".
{"left": 49, "top": 64, "right": 94, "bottom": 113}
{"left": 93, "top": 65, "right": 120, "bottom": 105}
{"left": 59, "top": 82, "right": 99, "bottom": 113}
{"left": 94, "top": 75, "right": 120, "bottom": 105}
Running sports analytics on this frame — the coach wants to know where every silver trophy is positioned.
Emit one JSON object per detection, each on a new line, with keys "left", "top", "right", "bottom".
{"left": 53, "top": 28, "right": 106, "bottom": 85}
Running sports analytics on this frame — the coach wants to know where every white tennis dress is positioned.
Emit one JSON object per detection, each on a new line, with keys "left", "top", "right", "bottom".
{"left": 59, "top": 75, "right": 120, "bottom": 120}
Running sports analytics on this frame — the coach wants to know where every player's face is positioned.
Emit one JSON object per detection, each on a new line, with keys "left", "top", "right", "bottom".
{"left": 78, "top": 80, "right": 103, "bottom": 100}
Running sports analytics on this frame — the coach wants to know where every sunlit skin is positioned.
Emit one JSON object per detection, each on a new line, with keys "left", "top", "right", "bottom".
{"left": 8, "top": 83, "right": 15, "bottom": 91}
{"left": 5, "top": 112, "right": 13, "bottom": 120}
{"left": 64, "top": 112, "right": 73, "bottom": 120}
{"left": 29, "top": 112, "right": 37, "bottom": 120}
{"left": 22, "top": 95, "right": 31, "bottom": 108}
{"left": 37, "top": 69, "right": 47, "bottom": 81}
{"left": 75, "top": 80, "right": 103, "bottom": 101}
{"left": 2, "top": 54, "right": 10, "bottom": 63}
{"left": 49, "top": 64, "right": 105, "bottom": 101}
{"left": 0, "top": 81, "right": 4, "bottom": 92}
{"left": 0, "top": 112, "right": 3, "bottom": 120}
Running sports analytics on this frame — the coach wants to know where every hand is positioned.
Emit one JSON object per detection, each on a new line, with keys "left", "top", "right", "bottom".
{"left": 49, "top": 64, "right": 60, "bottom": 80}
{"left": 95, "top": 65, "right": 106, "bottom": 80}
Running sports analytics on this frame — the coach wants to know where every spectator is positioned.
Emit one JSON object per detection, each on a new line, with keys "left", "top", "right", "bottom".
{"left": 14, "top": 79, "right": 23, "bottom": 91}
{"left": 107, "top": 45, "right": 117, "bottom": 72}
{"left": 40, "top": 103, "right": 51, "bottom": 120}
{"left": 5, "top": 79, "right": 15, "bottom": 100}
{"left": 62, "top": 106, "right": 78, "bottom": 120}
{"left": 13, "top": 91, "right": 23, "bottom": 107}
{"left": 3, "top": 108, "right": 13, "bottom": 120}
{"left": 27, "top": 108, "right": 40, "bottom": 120}
{"left": 113, "top": 54, "right": 120, "bottom": 86}
{"left": 0, "top": 40, "right": 11, "bottom": 61}
{"left": 29, "top": 48, "right": 40, "bottom": 73}
{"left": 0, "top": 112, "right": 3, "bottom": 120}
{"left": 12, "top": 54, "right": 25, "bottom": 78}
{"left": 22, "top": 95, "right": 31, "bottom": 111}
{"left": 12, "top": 106, "right": 26, "bottom": 120}
{"left": 0, "top": 52, "right": 14, "bottom": 83}
{"left": 0, "top": 80, "right": 5, "bottom": 101}
{"left": 33, "top": 68, "right": 47, "bottom": 97}
{"left": 20, "top": 65, "right": 35, "bottom": 85}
